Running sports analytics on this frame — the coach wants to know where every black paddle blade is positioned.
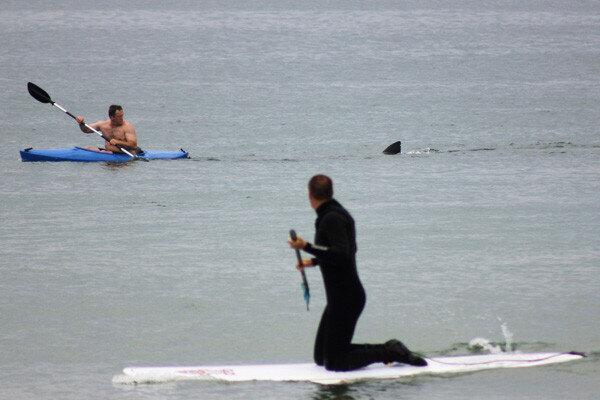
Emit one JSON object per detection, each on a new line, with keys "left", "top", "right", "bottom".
{"left": 383, "top": 141, "right": 401, "bottom": 155}
{"left": 27, "top": 82, "right": 53, "bottom": 104}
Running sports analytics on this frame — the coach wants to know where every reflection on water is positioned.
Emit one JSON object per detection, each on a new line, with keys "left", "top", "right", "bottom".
{"left": 102, "top": 161, "right": 135, "bottom": 171}
{"left": 311, "top": 379, "right": 418, "bottom": 400}
{"left": 312, "top": 384, "right": 355, "bottom": 400}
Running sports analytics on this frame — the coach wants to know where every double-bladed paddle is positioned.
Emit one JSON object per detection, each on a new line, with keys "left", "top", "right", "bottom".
{"left": 290, "top": 229, "right": 310, "bottom": 311}
{"left": 27, "top": 82, "right": 148, "bottom": 161}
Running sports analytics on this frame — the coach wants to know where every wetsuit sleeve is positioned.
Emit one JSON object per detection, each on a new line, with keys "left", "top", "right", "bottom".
{"left": 304, "top": 213, "right": 351, "bottom": 266}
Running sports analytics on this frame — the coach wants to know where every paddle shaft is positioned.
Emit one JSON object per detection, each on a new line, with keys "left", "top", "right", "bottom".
{"left": 290, "top": 229, "right": 310, "bottom": 310}
{"left": 296, "top": 252, "right": 309, "bottom": 289}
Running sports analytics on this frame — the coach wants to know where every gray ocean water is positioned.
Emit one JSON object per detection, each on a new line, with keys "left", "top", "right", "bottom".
{"left": 1, "top": 1, "right": 599, "bottom": 399}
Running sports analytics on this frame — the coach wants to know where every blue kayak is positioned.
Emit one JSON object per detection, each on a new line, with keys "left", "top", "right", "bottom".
{"left": 20, "top": 147, "right": 189, "bottom": 162}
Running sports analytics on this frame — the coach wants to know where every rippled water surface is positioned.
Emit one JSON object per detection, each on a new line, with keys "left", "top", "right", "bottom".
{"left": 1, "top": 1, "right": 599, "bottom": 399}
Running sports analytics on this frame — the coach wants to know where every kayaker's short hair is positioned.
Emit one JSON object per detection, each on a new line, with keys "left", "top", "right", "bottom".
{"left": 308, "top": 174, "right": 333, "bottom": 201}
{"left": 108, "top": 104, "right": 123, "bottom": 118}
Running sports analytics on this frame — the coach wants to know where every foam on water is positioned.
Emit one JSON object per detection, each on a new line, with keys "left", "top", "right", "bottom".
{"left": 469, "top": 338, "right": 504, "bottom": 354}
{"left": 468, "top": 322, "right": 516, "bottom": 354}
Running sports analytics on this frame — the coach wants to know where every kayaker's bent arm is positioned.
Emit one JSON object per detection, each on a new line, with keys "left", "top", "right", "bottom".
{"left": 75, "top": 115, "right": 100, "bottom": 134}
{"left": 109, "top": 126, "right": 137, "bottom": 149}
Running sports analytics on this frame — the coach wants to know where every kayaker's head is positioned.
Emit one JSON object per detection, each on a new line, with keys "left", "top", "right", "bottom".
{"left": 308, "top": 174, "right": 333, "bottom": 210}
{"left": 108, "top": 104, "right": 124, "bottom": 126}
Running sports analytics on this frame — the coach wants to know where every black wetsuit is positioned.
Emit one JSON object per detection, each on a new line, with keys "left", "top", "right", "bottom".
{"left": 303, "top": 199, "right": 391, "bottom": 371}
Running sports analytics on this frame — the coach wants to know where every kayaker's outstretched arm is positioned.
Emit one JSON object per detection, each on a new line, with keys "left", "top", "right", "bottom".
{"left": 75, "top": 115, "right": 99, "bottom": 134}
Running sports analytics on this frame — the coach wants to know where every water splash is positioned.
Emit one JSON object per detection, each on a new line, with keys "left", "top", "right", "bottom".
{"left": 501, "top": 322, "right": 514, "bottom": 352}
{"left": 468, "top": 321, "right": 515, "bottom": 354}
{"left": 468, "top": 337, "right": 503, "bottom": 354}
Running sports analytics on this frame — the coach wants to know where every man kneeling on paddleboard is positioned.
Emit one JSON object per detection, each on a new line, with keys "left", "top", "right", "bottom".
{"left": 288, "top": 174, "right": 427, "bottom": 372}
{"left": 75, "top": 105, "right": 140, "bottom": 154}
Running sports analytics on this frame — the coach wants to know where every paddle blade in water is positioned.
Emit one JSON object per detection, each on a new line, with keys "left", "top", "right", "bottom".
{"left": 27, "top": 82, "right": 53, "bottom": 104}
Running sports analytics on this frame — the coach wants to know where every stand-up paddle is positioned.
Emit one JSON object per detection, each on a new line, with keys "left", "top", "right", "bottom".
{"left": 27, "top": 82, "right": 148, "bottom": 161}
{"left": 290, "top": 229, "right": 310, "bottom": 311}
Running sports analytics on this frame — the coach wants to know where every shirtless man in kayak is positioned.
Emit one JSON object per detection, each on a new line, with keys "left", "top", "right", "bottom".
{"left": 75, "top": 105, "right": 139, "bottom": 154}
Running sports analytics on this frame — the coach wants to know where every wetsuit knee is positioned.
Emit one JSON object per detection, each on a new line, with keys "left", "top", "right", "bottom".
{"left": 324, "top": 361, "right": 340, "bottom": 371}
{"left": 324, "top": 358, "right": 351, "bottom": 372}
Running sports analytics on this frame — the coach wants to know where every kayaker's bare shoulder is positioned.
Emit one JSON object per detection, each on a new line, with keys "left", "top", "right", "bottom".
{"left": 93, "top": 119, "right": 112, "bottom": 133}
{"left": 120, "top": 120, "right": 137, "bottom": 137}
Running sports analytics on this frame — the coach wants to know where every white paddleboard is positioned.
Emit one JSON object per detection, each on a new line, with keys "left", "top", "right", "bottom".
{"left": 113, "top": 352, "right": 584, "bottom": 385}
